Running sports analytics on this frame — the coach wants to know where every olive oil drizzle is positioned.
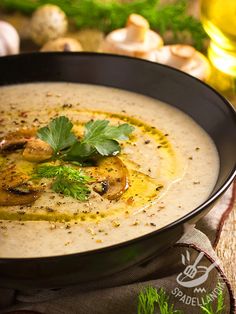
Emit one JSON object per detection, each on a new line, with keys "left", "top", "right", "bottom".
{"left": 0, "top": 109, "right": 183, "bottom": 222}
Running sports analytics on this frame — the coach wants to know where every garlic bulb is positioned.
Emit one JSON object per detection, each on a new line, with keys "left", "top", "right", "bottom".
{"left": 0, "top": 21, "right": 20, "bottom": 56}
{"left": 30, "top": 4, "right": 68, "bottom": 46}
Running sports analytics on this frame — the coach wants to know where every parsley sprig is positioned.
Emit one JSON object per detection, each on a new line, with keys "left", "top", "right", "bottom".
{"left": 66, "top": 119, "right": 134, "bottom": 159}
{"left": 35, "top": 164, "right": 91, "bottom": 201}
{"left": 37, "top": 116, "right": 134, "bottom": 161}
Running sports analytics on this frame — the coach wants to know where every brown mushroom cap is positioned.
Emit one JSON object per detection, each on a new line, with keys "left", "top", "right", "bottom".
{"left": 86, "top": 156, "right": 129, "bottom": 200}
{"left": 101, "top": 13, "right": 163, "bottom": 58}
{"left": 0, "top": 166, "right": 42, "bottom": 206}
{"left": 147, "top": 44, "right": 211, "bottom": 81}
{"left": 41, "top": 37, "right": 83, "bottom": 52}
{"left": 0, "top": 128, "right": 36, "bottom": 152}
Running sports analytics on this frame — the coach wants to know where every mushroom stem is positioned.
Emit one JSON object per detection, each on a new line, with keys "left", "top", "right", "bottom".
{"left": 126, "top": 14, "right": 149, "bottom": 43}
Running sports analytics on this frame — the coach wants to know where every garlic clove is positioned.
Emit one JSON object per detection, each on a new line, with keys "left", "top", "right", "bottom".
{"left": 0, "top": 21, "right": 20, "bottom": 56}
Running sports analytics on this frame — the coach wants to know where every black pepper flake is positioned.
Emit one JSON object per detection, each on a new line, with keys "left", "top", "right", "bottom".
{"left": 157, "top": 145, "right": 162, "bottom": 149}
{"left": 195, "top": 147, "right": 200, "bottom": 151}
{"left": 62, "top": 103, "right": 73, "bottom": 109}
{"left": 144, "top": 140, "right": 150, "bottom": 144}
{"left": 46, "top": 207, "right": 55, "bottom": 213}
{"left": 17, "top": 211, "right": 25, "bottom": 215}
{"left": 188, "top": 156, "right": 193, "bottom": 160}
{"left": 150, "top": 222, "right": 156, "bottom": 227}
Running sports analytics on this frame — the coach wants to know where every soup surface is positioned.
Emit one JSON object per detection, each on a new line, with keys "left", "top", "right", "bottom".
{"left": 0, "top": 83, "right": 219, "bottom": 257}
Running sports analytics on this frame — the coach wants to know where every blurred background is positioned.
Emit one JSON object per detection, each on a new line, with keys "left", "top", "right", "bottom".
{"left": 0, "top": 0, "right": 235, "bottom": 101}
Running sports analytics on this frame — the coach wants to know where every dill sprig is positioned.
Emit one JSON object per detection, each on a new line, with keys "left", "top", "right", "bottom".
{"left": 137, "top": 286, "right": 226, "bottom": 314}
{"left": 52, "top": 175, "right": 91, "bottom": 200}
{"left": 200, "top": 288, "right": 225, "bottom": 314}
{"left": 138, "top": 287, "right": 182, "bottom": 314}
{"left": 34, "top": 164, "right": 91, "bottom": 200}
{"left": 0, "top": 0, "right": 207, "bottom": 49}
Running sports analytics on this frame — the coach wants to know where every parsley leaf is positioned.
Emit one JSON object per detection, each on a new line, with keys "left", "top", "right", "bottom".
{"left": 37, "top": 116, "right": 134, "bottom": 161}
{"left": 37, "top": 116, "right": 77, "bottom": 155}
{"left": 34, "top": 164, "right": 91, "bottom": 201}
{"left": 67, "top": 120, "right": 134, "bottom": 159}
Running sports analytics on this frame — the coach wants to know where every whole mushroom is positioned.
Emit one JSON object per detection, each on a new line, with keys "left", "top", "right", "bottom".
{"left": 30, "top": 4, "right": 68, "bottom": 46}
{"left": 0, "top": 20, "right": 20, "bottom": 56}
{"left": 41, "top": 37, "right": 83, "bottom": 52}
{"left": 101, "top": 14, "right": 163, "bottom": 58}
{"left": 147, "top": 44, "right": 211, "bottom": 81}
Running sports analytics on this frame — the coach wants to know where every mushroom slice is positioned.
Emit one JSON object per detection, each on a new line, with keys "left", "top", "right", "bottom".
{"left": 86, "top": 156, "right": 129, "bottom": 200}
{"left": 23, "top": 138, "right": 53, "bottom": 162}
{"left": 0, "top": 166, "right": 42, "bottom": 206}
{"left": 0, "top": 189, "right": 40, "bottom": 206}
{"left": 0, "top": 128, "right": 36, "bottom": 152}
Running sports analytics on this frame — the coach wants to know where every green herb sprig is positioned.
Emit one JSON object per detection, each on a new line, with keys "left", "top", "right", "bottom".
{"left": 66, "top": 119, "right": 134, "bottom": 159}
{"left": 0, "top": 0, "right": 207, "bottom": 49}
{"left": 200, "top": 288, "right": 225, "bottom": 314}
{"left": 138, "top": 287, "right": 182, "bottom": 314}
{"left": 37, "top": 116, "right": 134, "bottom": 161}
{"left": 34, "top": 164, "right": 91, "bottom": 200}
{"left": 37, "top": 116, "right": 77, "bottom": 156}
{"left": 137, "top": 286, "right": 226, "bottom": 314}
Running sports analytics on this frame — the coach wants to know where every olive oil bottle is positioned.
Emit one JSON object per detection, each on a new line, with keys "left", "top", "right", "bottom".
{"left": 201, "top": 0, "right": 236, "bottom": 100}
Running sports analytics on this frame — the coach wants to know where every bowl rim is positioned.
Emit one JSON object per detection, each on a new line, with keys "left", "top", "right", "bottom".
{"left": 0, "top": 52, "right": 235, "bottom": 261}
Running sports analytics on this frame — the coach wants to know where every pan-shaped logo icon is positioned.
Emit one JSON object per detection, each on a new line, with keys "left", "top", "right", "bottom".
{"left": 176, "top": 251, "right": 217, "bottom": 288}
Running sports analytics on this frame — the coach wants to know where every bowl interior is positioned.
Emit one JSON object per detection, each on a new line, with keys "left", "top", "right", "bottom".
{"left": 0, "top": 53, "right": 235, "bottom": 207}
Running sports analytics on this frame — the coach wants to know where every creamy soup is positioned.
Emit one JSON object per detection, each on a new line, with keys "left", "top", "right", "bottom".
{"left": 0, "top": 83, "right": 219, "bottom": 257}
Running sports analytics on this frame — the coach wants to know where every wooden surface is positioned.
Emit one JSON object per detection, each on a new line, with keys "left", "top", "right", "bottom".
{"left": 216, "top": 95, "right": 236, "bottom": 294}
{"left": 216, "top": 198, "right": 236, "bottom": 294}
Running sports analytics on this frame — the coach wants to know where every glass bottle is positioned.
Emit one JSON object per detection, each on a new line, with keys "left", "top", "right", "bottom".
{"left": 200, "top": 0, "right": 236, "bottom": 101}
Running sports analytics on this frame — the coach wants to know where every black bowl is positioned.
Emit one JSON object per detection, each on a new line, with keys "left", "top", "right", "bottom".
{"left": 0, "top": 53, "right": 235, "bottom": 289}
